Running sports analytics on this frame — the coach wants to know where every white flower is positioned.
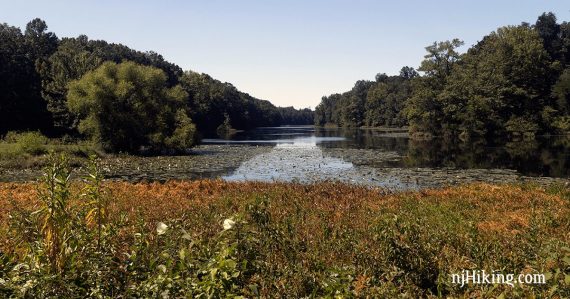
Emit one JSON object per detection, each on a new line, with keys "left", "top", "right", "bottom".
{"left": 156, "top": 222, "right": 168, "bottom": 235}
{"left": 223, "top": 218, "right": 236, "bottom": 230}
{"left": 157, "top": 264, "right": 167, "bottom": 273}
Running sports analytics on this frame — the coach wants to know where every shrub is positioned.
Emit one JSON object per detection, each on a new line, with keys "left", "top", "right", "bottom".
{"left": 67, "top": 61, "right": 196, "bottom": 153}
{"left": 3, "top": 131, "right": 49, "bottom": 155}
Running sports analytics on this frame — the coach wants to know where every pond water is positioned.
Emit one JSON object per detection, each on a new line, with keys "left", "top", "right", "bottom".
{"left": 202, "top": 126, "right": 570, "bottom": 188}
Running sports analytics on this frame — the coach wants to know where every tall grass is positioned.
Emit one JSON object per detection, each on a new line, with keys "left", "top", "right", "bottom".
{"left": 0, "top": 156, "right": 568, "bottom": 297}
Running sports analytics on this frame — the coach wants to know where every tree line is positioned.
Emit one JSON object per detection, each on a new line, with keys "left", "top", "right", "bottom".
{"left": 315, "top": 12, "right": 570, "bottom": 140}
{"left": 0, "top": 18, "right": 313, "bottom": 152}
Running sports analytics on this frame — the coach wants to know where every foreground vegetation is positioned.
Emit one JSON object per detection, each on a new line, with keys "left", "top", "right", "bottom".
{"left": 0, "top": 155, "right": 568, "bottom": 297}
{"left": 315, "top": 12, "right": 570, "bottom": 140}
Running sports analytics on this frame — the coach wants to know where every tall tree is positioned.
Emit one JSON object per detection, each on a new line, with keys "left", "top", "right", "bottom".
{"left": 39, "top": 36, "right": 101, "bottom": 132}
{"left": 418, "top": 39, "right": 464, "bottom": 85}
{"left": 560, "top": 22, "right": 570, "bottom": 67}
{"left": 440, "top": 26, "right": 551, "bottom": 138}
{"left": 24, "top": 18, "right": 58, "bottom": 60}
{"left": 340, "top": 80, "right": 373, "bottom": 127}
{"left": 0, "top": 20, "right": 55, "bottom": 134}
{"left": 405, "top": 39, "right": 464, "bottom": 136}
{"left": 553, "top": 68, "right": 570, "bottom": 112}
{"left": 399, "top": 66, "right": 419, "bottom": 80}
{"left": 535, "top": 12, "right": 562, "bottom": 62}
{"left": 364, "top": 69, "right": 415, "bottom": 127}
{"left": 67, "top": 61, "right": 195, "bottom": 152}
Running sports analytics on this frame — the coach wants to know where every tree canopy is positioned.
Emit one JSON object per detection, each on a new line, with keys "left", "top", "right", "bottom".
{"left": 67, "top": 61, "right": 195, "bottom": 153}
{"left": 315, "top": 12, "right": 570, "bottom": 140}
{"left": 0, "top": 19, "right": 56, "bottom": 133}
{"left": 315, "top": 68, "right": 416, "bottom": 128}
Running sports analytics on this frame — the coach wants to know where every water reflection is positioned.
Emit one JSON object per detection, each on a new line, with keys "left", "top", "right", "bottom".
{"left": 222, "top": 138, "right": 410, "bottom": 189}
{"left": 203, "top": 126, "right": 570, "bottom": 178}
{"left": 405, "top": 138, "right": 570, "bottom": 177}
{"left": 223, "top": 140, "right": 353, "bottom": 182}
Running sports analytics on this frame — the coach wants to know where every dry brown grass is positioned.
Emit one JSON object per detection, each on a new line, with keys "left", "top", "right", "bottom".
{"left": 1, "top": 180, "right": 569, "bottom": 297}
{"left": 1, "top": 180, "right": 568, "bottom": 243}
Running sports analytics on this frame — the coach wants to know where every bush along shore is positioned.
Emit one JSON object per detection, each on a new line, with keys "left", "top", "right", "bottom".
{"left": 0, "top": 131, "right": 274, "bottom": 183}
{"left": 0, "top": 153, "right": 568, "bottom": 298}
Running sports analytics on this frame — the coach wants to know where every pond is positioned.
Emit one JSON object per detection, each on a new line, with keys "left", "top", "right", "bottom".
{"left": 202, "top": 126, "right": 570, "bottom": 189}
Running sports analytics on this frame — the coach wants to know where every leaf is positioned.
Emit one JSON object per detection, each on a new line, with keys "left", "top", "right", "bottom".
{"left": 30, "top": 208, "right": 44, "bottom": 216}
{"left": 225, "top": 259, "right": 237, "bottom": 270}
{"left": 545, "top": 272, "right": 553, "bottom": 280}
{"left": 248, "top": 284, "right": 259, "bottom": 295}
{"left": 181, "top": 228, "right": 192, "bottom": 241}
{"left": 85, "top": 208, "right": 96, "bottom": 225}
{"left": 210, "top": 268, "right": 218, "bottom": 279}
{"left": 157, "top": 264, "right": 167, "bottom": 273}
{"left": 550, "top": 285, "right": 558, "bottom": 296}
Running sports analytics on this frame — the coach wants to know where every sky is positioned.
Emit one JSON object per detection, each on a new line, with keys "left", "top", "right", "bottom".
{"left": 2, "top": 1, "right": 570, "bottom": 109}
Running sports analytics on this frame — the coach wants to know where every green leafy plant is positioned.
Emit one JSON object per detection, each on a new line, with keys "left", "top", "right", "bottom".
{"left": 4, "top": 131, "right": 49, "bottom": 155}
{"left": 37, "top": 153, "right": 73, "bottom": 274}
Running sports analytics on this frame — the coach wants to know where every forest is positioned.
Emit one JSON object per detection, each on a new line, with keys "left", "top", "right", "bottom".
{"left": 0, "top": 18, "right": 313, "bottom": 152}
{"left": 314, "top": 12, "right": 570, "bottom": 140}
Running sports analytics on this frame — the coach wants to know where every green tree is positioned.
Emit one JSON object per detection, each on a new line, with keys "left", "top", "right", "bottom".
{"left": 24, "top": 18, "right": 58, "bottom": 60}
{"left": 39, "top": 35, "right": 185, "bottom": 134}
{"left": 560, "top": 21, "right": 570, "bottom": 67}
{"left": 338, "top": 80, "right": 373, "bottom": 127}
{"left": 553, "top": 68, "right": 570, "bottom": 112}
{"left": 404, "top": 77, "right": 444, "bottom": 136}
{"left": 40, "top": 36, "right": 102, "bottom": 132}
{"left": 535, "top": 12, "right": 562, "bottom": 63}
{"left": 0, "top": 21, "right": 53, "bottom": 134}
{"left": 180, "top": 71, "right": 308, "bottom": 133}
{"left": 364, "top": 69, "right": 415, "bottom": 127}
{"left": 405, "top": 39, "right": 464, "bottom": 136}
{"left": 418, "top": 39, "right": 464, "bottom": 84}
{"left": 552, "top": 68, "right": 570, "bottom": 132}
{"left": 440, "top": 26, "right": 552, "bottom": 138}
{"left": 399, "top": 66, "right": 419, "bottom": 80}
{"left": 24, "top": 18, "right": 59, "bottom": 131}
{"left": 315, "top": 12, "right": 570, "bottom": 139}
{"left": 314, "top": 94, "right": 341, "bottom": 126}
{"left": 67, "top": 61, "right": 196, "bottom": 152}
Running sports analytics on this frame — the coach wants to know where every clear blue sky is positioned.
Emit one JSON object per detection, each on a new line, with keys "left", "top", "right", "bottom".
{"left": 2, "top": 1, "right": 569, "bottom": 109}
